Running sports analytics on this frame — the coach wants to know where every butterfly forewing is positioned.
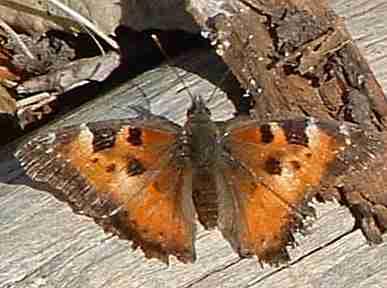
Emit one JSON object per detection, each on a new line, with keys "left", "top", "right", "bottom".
{"left": 16, "top": 117, "right": 196, "bottom": 263}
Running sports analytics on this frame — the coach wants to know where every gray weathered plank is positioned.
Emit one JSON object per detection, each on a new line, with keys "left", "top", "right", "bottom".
{"left": 1, "top": 1, "right": 387, "bottom": 287}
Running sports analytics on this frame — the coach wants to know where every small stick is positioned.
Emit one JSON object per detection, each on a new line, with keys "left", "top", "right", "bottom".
{"left": 16, "top": 92, "right": 55, "bottom": 109}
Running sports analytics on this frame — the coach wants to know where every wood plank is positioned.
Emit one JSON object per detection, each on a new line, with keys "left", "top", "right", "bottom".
{"left": 1, "top": 1, "right": 387, "bottom": 287}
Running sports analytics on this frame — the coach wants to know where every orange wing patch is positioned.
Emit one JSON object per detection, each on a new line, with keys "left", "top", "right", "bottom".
{"left": 221, "top": 120, "right": 347, "bottom": 263}
{"left": 57, "top": 126, "right": 176, "bottom": 199}
{"left": 118, "top": 164, "right": 195, "bottom": 262}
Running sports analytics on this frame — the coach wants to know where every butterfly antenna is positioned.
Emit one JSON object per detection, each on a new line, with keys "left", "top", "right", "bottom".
{"left": 206, "top": 68, "right": 232, "bottom": 106}
{"left": 150, "top": 34, "right": 196, "bottom": 103}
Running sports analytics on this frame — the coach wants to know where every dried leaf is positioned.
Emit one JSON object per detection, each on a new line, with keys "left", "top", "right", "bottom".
{"left": 17, "top": 51, "right": 120, "bottom": 94}
{"left": 0, "top": 0, "right": 65, "bottom": 34}
{"left": 0, "top": 0, "right": 121, "bottom": 35}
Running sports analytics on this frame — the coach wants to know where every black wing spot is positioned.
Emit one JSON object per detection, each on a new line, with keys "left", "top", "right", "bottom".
{"left": 264, "top": 157, "right": 282, "bottom": 175}
{"left": 281, "top": 120, "right": 309, "bottom": 146}
{"left": 127, "top": 158, "right": 146, "bottom": 176}
{"left": 91, "top": 157, "right": 99, "bottom": 163}
{"left": 105, "top": 163, "right": 117, "bottom": 173}
{"left": 290, "top": 160, "right": 301, "bottom": 171}
{"left": 88, "top": 125, "right": 117, "bottom": 152}
{"left": 260, "top": 124, "right": 274, "bottom": 144}
{"left": 127, "top": 127, "right": 143, "bottom": 146}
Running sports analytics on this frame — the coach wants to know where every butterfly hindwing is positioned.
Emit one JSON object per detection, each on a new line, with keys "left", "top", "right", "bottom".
{"left": 15, "top": 117, "right": 196, "bottom": 263}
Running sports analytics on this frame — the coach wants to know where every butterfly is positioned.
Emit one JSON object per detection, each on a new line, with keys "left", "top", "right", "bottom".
{"left": 15, "top": 92, "right": 385, "bottom": 265}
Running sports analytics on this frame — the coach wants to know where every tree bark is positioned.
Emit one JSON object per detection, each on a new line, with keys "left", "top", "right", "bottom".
{"left": 189, "top": 0, "right": 387, "bottom": 128}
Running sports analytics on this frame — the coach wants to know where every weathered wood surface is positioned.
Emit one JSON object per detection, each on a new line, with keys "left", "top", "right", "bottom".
{"left": 1, "top": 0, "right": 387, "bottom": 287}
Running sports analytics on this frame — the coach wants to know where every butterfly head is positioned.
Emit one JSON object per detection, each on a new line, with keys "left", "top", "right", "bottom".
{"left": 187, "top": 95, "right": 211, "bottom": 120}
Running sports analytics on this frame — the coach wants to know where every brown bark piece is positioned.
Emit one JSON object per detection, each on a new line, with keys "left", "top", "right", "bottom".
{"left": 190, "top": 0, "right": 387, "bottom": 128}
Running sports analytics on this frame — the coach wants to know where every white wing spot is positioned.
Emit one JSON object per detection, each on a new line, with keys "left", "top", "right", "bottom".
{"left": 305, "top": 118, "right": 320, "bottom": 148}
{"left": 45, "top": 148, "right": 54, "bottom": 154}
{"left": 339, "top": 124, "right": 352, "bottom": 145}
{"left": 77, "top": 125, "right": 94, "bottom": 154}
{"left": 44, "top": 132, "right": 56, "bottom": 144}
{"left": 339, "top": 123, "right": 350, "bottom": 136}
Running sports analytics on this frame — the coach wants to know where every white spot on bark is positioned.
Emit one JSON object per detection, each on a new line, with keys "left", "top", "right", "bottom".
{"left": 216, "top": 47, "right": 224, "bottom": 56}
{"left": 201, "top": 30, "right": 211, "bottom": 39}
{"left": 223, "top": 40, "right": 231, "bottom": 49}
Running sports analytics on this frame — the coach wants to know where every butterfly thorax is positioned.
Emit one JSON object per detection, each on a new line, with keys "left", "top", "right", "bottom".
{"left": 185, "top": 97, "right": 220, "bottom": 168}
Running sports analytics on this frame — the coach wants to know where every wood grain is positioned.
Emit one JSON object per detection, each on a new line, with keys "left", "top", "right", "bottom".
{"left": 1, "top": 1, "right": 387, "bottom": 287}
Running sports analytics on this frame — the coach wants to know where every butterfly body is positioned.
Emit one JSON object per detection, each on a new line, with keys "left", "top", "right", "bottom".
{"left": 15, "top": 95, "right": 384, "bottom": 264}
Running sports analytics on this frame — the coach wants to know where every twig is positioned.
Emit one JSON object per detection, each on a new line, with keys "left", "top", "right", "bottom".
{"left": 82, "top": 26, "right": 106, "bottom": 56}
{"left": 16, "top": 92, "right": 57, "bottom": 128}
{"left": 16, "top": 92, "right": 54, "bottom": 109}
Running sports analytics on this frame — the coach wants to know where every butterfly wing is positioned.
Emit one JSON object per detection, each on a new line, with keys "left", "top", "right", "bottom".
{"left": 217, "top": 118, "right": 372, "bottom": 264}
{"left": 15, "top": 117, "right": 196, "bottom": 263}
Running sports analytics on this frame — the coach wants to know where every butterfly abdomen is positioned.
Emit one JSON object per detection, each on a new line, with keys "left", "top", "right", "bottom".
{"left": 185, "top": 104, "right": 222, "bottom": 229}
